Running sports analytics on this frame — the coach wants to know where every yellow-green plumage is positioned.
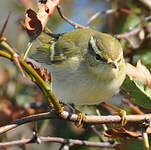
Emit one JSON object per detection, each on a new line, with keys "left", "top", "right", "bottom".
{"left": 30, "top": 29, "right": 126, "bottom": 105}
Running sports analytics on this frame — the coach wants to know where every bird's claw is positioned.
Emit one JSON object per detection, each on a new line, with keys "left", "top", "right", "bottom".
{"left": 75, "top": 112, "right": 86, "bottom": 127}
{"left": 119, "top": 110, "right": 127, "bottom": 126}
{"left": 114, "top": 109, "right": 127, "bottom": 126}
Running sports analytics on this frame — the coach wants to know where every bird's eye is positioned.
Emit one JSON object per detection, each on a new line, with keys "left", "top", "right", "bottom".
{"left": 95, "top": 54, "right": 101, "bottom": 60}
{"left": 95, "top": 54, "right": 106, "bottom": 62}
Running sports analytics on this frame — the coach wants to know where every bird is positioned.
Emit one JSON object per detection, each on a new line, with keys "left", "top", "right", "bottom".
{"left": 30, "top": 28, "right": 126, "bottom": 106}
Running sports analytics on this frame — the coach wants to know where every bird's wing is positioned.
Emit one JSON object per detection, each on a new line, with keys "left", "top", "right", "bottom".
{"left": 30, "top": 43, "right": 52, "bottom": 65}
{"left": 30, "top": 36, "right": 79, "bottom": 65}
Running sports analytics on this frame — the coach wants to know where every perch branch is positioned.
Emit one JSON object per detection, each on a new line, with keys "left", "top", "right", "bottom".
{"left": 0, "top": 111, "right": 151, "bottom": 135}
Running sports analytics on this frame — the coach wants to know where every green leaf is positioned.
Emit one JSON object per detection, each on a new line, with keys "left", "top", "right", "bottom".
{"left": 133, "top": 49, "right": 151, "bottom": 68}
{"left": 122, "top": 76, "right": 151, "bottom": 109}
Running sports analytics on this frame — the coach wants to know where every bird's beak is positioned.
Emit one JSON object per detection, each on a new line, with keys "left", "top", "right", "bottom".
{"left": 108, "top": 61, "right": 117, "bottom": 69}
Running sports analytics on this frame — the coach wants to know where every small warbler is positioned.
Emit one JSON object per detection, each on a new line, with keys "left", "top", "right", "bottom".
{"left": 30, "top": 29, "right": 126, "bottom": 105}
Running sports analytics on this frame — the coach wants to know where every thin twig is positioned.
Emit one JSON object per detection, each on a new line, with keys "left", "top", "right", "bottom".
{"left": 122, "top": 98, "right": 144, "bottom": 115}
{"left": 0, "top": 12, "right": 11, "bottom": 39}
{"left": 13, "top": 53, "right": 25, "bottom": 77}
{"left": 86, "top": 8, "right": 132, "bottom": 26}
{"left": 87, "top": 9, "right": 117, "bottom": 26}
{"left": 114, "top": 28, "right": 141, "bottom": 39}
{"left": 57, "top": 5, "right": 88, "bottom": 29}
{"left": 91, "top": 125, "right": 105, "bottom": 142}
{"left": 0, "top": 136, "right": 118, "bottom": 148}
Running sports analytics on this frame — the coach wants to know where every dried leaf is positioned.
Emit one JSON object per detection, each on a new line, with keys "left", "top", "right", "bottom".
{"left": 25, "top": 9, "right": 42, "bottom": 38}
{"left": 27, "top": 61, "right": 52, "bottom": 82}
{"left": 104, "top": 128, "right": 141, "bottom": 138}
{"left": 25, "top": 0, "right": 62, "bottom": 39}
{"left": 126, "top": 60, "right": 151, "bottom": 88}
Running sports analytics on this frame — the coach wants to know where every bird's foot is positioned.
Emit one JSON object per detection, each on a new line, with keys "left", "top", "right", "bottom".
{"left": 103, "top": 102, "right": 127, "bottom": 126}
{"left": 115, "top": 109, "right": 127, "bottom": 126}
{"left": 75, "top": 112, "right": 86, "bottom": 127}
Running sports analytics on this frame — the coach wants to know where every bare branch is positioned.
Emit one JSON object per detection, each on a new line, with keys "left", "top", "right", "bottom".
{"left": 0, "top": 136, "right": 118, "bottom": 148}
{"left": 0, "top": 13, "right": 11, "bottom": 39}
{"left": 114, "top": 28, "right": 141, "bottom": 39}
{"left": 1, "top": 110, "right": 151, "bottom": 135}
{"left": 91, "top": 125, "right": 105, "bottom": 142}
{"left": 57, "top": 5, "right": 88, "bottom": 29}
{"left": 122, "top": 98, "right": 144, "bottom": 115}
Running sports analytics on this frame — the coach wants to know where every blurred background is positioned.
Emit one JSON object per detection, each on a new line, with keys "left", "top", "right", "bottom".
{"left": 1, "top": 0, "right": 151, "bottom": 150}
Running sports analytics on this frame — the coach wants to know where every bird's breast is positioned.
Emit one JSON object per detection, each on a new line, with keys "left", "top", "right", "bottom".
{"left": 51, "top": 62, "right": 125, "bottom": 105}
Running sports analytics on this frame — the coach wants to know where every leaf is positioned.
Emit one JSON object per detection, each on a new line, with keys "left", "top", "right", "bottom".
{"left": 132, "top": 49, "right": 151, "bottom": 68}
{"left": 126, "top": 60, "right": 151, "bottom": 88}
{"left": 104, "top": 128, "right": 141, "bottom": 138}
{"left": 25, "top": 9, "right": 42, "bottom": 39}
{"left": 27, "top": 61, "right": 52, "bottom": 89}
{"left": 25, "top": 0, "right": 62, "bottom": 39}
{"left": 122, "top": 61, "right": 151, "bottom": 108}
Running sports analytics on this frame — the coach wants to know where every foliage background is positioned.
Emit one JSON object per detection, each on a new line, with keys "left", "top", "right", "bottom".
{"left": 0, "top": 0, "right": 151, "bottom": 150}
